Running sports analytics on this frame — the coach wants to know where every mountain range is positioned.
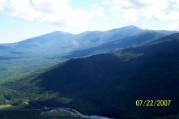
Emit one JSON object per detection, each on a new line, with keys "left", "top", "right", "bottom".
{"left": 0, "top": 25, "right": 167, "bottom": 82}
{"left": 0, "top": 25, "right": 175, "bottom": 58}
{"left": 0, "top": 26, "right": 179, "bottom": 119}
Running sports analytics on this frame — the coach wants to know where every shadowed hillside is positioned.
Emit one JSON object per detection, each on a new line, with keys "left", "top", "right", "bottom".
{"left": 29, "top": 33, "right": 179, "bottom": 118}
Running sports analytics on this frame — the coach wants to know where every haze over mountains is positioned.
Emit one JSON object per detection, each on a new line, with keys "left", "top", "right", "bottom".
{"left": 0, "top": 25, "right": 175, "bottom": 83}
{"left": 0, "top": 25, "right": 179, "bottom": 119}
{"left": 0, "top": 25, "right": 175, "bottom": 58}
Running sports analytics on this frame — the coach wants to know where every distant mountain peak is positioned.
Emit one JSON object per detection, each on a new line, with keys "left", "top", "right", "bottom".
{"left": 109, "top": 25, "right": 143, "bottom": 33}
{"left": 125, "top": 25, "right": 141, "bottom": 29}
{"left": 41, "top": 31, "right": 73, "bottom": 36}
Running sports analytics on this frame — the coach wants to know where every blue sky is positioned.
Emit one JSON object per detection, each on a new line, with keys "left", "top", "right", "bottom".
{"left": 0, "top": 0, "right": 179, "bottom": 43}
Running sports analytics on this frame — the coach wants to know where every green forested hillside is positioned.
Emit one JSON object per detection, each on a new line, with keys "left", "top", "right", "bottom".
{"left": 0, "top": 26, "right": 145, "bottom": 83}
{"left": 0, "top": 26, "right": 169, "bottom": 84}
{"left": 38, "top": 33, "right": 179, "bottom": 118}
{"left": 1, "top": 33, "right": 179, "bottom": 118}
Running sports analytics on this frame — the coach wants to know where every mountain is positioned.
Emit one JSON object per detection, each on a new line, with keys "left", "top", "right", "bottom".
{"left": 0, "top": 26, "right": 177, "bottom": 84}
{"left": 0, "top": 25, "right": 158, "bottom": 83}
{"left": 75, "top": 25, "right": 144, "bottom": 48}
{"left": 0, "top": 26, "right": 144, "bottom": 60}
{"left": 9, "top": 31, "right": 75, "bottom": 57}
{"left": 0, "top": 45, "right": 10, "bottom": 50}
{"left": 1, "top": 26, "right": 176, "bottom": 59}
{"left": 63, "top": 30, "right": 173, "bottom": 59}
{"left": 0, "top": 28, "right": 179, "bottom": 118}
{"left": 22, "top": 33, "right": 179, "bottom": 119}
{"left": 6, "top": 26, "right": 144, "bottom": 55}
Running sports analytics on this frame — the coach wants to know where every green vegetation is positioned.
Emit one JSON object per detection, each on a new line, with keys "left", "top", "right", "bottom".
{"left": 0, "top": 28, "right": 179, "bottom": 119}
{"left": 28, "top": 33, "right": 179, "bottom": 118}
{"left": 0, "top": 104, "right": 12, "bottom": 109}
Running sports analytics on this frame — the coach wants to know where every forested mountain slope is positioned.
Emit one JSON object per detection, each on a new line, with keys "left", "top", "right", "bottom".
{"left": 28, "top": 33, "right": 179, "bottom": 118}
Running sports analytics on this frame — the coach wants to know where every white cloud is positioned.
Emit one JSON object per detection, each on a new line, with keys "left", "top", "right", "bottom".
{"left": 165, "top": 22, "right": 179, "bottom": 31}
{"left": 92, "top": 4, "right": 98, "bottom": 9}
{"left": 99, "top": 0, "right": 179, "bottom": 30}
{"left": 0, "top": 0, "right": 92, "bottom": 27}
{"left": 0, "top": 0, "right": 6, "bottom": 11}
{"left": 2, "top": 0, "right": 179, "bottom": 30}
{"left": 108, "top": 0, "right": 179, "bottom": 22}
{"left": 103, "top": 0, "right": 111, "bottom": 5}
{"left": 109, "top": 0, "right": 169, "bottom": 21}
{"left": 168, "top": 11, "right": 179, "bottom": 21}
{"left": 92, "top": 7, "right": 108, "bottom": 20}
{"left": 91, "top": 2, "right": 108, "bottom": 20}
